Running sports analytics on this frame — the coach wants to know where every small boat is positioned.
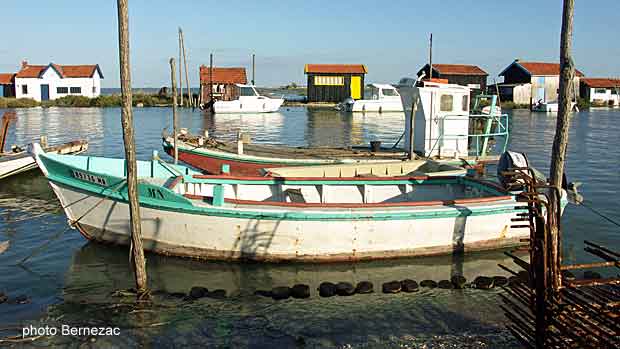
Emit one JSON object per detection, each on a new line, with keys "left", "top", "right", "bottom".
{"left": 207, "top": 84, "right": 284, "bottom": 113}
{"left": 261, "top": 159, "right": 466, "bottom": 178}
{"left": 0, "top": 141, "right": 89, "bottom": 179}
{"left": 163, "top": 80, "right": 509, "bottom": 176}
{"left": 0, "top": 112, "right": 88, "bottom": 179}
{"left": 532, "top": 100, "right": 578, "bottom": 112}
{"left": 32, "top": 144, "right": 566, "bottom": 262}
{"left": 336, "top": 84, "right": 404, "bottom": 112}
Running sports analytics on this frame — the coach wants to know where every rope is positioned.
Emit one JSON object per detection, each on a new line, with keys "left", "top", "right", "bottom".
{"left": 580, "top": 200, "right": 620, "bottom": 229}
{"left": 18, "top": 179, "right": 127, "bottom": 265}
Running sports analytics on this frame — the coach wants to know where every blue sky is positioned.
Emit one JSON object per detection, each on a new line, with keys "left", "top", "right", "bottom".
{"left": 2, "top": 0, "right": 619, "bottom": 87}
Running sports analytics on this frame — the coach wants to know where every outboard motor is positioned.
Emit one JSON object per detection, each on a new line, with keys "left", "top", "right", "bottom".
{"left": 497, "top": 151, "right": 532, "bottom": 190}
{"left": 335, "top": 97, "right": 355, "bottom": 112}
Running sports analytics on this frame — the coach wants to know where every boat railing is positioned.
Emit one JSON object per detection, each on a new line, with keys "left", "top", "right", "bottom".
{"left": 425, "top": 112, "right": 509, "bottom": 159}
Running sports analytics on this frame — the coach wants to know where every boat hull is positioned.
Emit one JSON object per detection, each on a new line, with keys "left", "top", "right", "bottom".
{"left": 49, "top": 181, "right": 527, "bottom": 263}
{"left": 213, "top": 98, "right": 284, "bottom": 113}
{"left": 0, "top": 153, "right": 37, "bottom": 179}
{"left": 347, "top": 100, "right": 404, "bottom": 112}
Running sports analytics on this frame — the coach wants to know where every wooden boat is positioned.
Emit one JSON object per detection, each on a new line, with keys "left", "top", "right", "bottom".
{"left": 261, "top": 160, "right": 466, "bottom": 178}
{"left": 163, "top": 80, "right": 509, "bottom": 176}
{"left": 32, "top": 144, "right": 566, "bottom": 262}
{"left": 0, "top": 140, "right": 89, "bottom": 179}
{"left": 0, "top": 112, "right": 88, "bottom": 179}
{"left": 336, "top": 83, "right": 404, "bottom": 112}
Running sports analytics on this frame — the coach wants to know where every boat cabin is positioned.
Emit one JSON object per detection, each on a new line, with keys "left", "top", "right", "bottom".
{"left": 368, "top": 83, "right": 400, "bottom": 100}
{"left": 236, "top": 84, "right": 260, "bottom": 98}
{"left": 399, "top": 79, "right": 507, "bottom": 159}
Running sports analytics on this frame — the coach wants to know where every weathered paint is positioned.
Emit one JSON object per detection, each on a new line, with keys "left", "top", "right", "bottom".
{"left": 31, "top": 149, "right": 540, "bottom": 262}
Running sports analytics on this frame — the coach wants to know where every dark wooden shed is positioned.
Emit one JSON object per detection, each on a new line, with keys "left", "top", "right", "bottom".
{"left": 0, "top": 73, "right": 15, "bottom": 97}
{"left": 305, "top": 64, "right": 367, "bottom": 103}
{"left": 416, "top": 64, "right": 488, "bottom": 92}
{"left": 200, "top": 66, "right": 247, "bottom": 102}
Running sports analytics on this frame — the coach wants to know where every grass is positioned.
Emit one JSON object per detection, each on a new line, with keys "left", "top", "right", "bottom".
{"left": 500, "top": 101, "right": 529, "bottom": 110}
{"left": 0, "top": 93, "right": 173, "bottom": 108}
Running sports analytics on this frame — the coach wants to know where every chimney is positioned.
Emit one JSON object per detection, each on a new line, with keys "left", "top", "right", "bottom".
{"left": 21, "top": 60, "right": 28, "bottom": 69}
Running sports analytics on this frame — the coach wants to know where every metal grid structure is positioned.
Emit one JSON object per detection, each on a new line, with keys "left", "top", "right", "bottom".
{"left": 499, "top": 167, "right": 619, "bottom": 348}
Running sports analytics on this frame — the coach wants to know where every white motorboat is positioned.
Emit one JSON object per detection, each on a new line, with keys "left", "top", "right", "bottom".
{"left": 337, "top": 83, "right": 404, "bottom": 112}
{"left": 212, "top": 84, "right": 284, "bottom": 114}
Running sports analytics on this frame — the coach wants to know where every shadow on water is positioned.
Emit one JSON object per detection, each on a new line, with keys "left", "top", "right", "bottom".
{"left": 35, "top": 242, "right": 523, "bottom": 347}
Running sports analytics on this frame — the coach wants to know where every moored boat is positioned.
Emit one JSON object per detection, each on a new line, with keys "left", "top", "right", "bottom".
{"left": 164, "top": 79, "right": 509, "bottom": 176}
{"left": 336, "top": 83, "right": 404, "bottom": 112}
{"left": 31, "top": 144, "right": 565, "bottom": 262}
{"left": 203, "top": 84, "right": 284, "bottom": 113}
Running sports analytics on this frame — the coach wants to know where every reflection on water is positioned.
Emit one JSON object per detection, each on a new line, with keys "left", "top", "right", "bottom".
{"left": 1, "top": 106, "right": 619, "bottom": 347}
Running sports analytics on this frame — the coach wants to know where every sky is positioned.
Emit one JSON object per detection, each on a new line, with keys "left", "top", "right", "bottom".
{"left": 1, "top": 0, "right": 619, "bottom": 88}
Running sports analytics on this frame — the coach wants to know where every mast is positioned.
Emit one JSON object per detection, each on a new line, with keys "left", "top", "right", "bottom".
{"left": 429, "top": 33, "right": 433, "bottom": 80}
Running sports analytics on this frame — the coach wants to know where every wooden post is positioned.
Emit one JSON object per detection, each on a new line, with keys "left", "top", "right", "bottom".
{"left": 180, "top": 29, "right": 191, "bottom": 108}
{"left": 209, "top": 53, "right": 213, "bottom": 102}
{"left": 178, "top": 27, "right": 183, "bottom": 107}
{"left": 0, "top": 112, "right": 14, "bottom": 153}
{"left": 170, "top": 58, "right": 178, "bottom": 164}
{"left": 116, "top": 0, "right": 148, "bottom": 297}
{"left": 251, "top": 53, "right": 255, "bottom": 85}
{"left": 428, "top": 33, "right": 433, "bottom": 80}
{"left": 549, "top": 0, "right": 575, "bottom": 292}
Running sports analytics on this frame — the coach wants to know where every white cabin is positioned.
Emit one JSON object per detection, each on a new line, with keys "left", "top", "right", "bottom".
{"left": 14, "top": 61, "right": 103, "bottom": 101}
{"left": 399, "top": 80, "right": 471, "bottom": 158}
{"left": 340, "top": 83, "right": 403, "bottom": 112}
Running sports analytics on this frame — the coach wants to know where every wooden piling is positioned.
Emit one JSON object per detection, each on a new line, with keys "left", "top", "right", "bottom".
{"left": 209, "top": 53, "right": 213, "bottom": 103}
{"left": 178, "top": 27, "right": 183, "bottom": 107}
{"left": 180, "top": 28, "right": 191, "bottom": 108}
{"left": 116, "top": 0, "right": 148, "bottom": 297}
{"left": 169, "top": 58, "right": 178, "bottom": 164}
{"left": 549, "top": 0, "right": 575, "bottom": 291}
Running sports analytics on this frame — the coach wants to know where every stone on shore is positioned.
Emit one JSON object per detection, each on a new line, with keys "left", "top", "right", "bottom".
{"left": 318, "top": 282, "right": 337, "bottom": 297}
{"left": 189, "top": 286, "right": 208, "bottom": 299}
{"left": 291, "top": 284, "right": 310, "bottom": 299}
{"left": 271, "top": 286, "right": 291, "bottom": 300}
{"left": 474, "top": 276, "right": 494, "bottom": 289}
{"left": 336, "top": 282, "right": 355, "bottom": 296}
{"left": 451, "top": 275, "right": 467, "bottom": 289}
{"left": 420, "top": 280, "right": 438, "bottom": 288}
{"left": 401, "top": 279, "right": 419, "bottom": 293}
{"left": 355, "top": 281, "right": 374, "bottom": 294}
{"left": 382, "top": 281, "right": 401, "bottom": 294}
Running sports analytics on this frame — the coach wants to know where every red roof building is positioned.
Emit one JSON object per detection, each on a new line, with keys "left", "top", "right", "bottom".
{"left": 199, "top": 66, "right": 248, "bottom": 102}
{"left": 416, "top": 63, "right": 488, "bottom": 91}
{"left": 304, "top": 64, "right": 368, "bottom": 102}
{"left": 0, "top": 73, "right": 16, "bottom": 97}
{"left": 14, "top": 61, "right": 104, "bottom": 101}
{"left": 498, "top": 59, "right": 584, "bottom": 106}
{"left": 580, "top": 78, "right": 620, "bottom": 106}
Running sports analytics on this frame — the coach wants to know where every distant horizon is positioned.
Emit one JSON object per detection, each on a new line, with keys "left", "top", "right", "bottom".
{"left": 2, "top": 1, "right": 619, "bottom": 88}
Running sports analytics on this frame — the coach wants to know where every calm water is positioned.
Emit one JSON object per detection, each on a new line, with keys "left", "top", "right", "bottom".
{"left": 1, "top": 106, "right": 618, "bottom": 348}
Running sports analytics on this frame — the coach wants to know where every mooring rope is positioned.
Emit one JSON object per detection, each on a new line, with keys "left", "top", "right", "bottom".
{"left": 580, "top": 200, "right": 620, "bottom": 229}
{"left": 18, "top": 179, "right": 128, "bottom": 265}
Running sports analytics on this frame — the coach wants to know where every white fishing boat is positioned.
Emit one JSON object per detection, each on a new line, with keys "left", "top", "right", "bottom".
{"left": 337, "top": 84, "right": 404, "bottom": 112}
{"left": 31, "top": 144, "right": 567, "bottom": 262}
{"left": 211, "top": 84, "right": 284, "bottom": 113}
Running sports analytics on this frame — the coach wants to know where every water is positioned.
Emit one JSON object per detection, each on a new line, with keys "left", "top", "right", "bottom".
{"left": 1, "top": 106, "right": 619, "bottom": 347}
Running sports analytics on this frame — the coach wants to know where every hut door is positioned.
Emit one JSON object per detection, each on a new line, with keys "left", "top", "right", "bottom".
{"left": 350, "top": 76, "right": 361, "bottom": 99}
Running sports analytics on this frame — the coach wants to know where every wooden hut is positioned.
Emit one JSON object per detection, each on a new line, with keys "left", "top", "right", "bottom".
{"left": 498, "top": 60, "right": 583, "bottom": 105}
{"left": 416, "top": 64, "right": 488, "bottom": 92}
{"left": 0, "top": 73, "right": 15, "bottom": 97}
{"left": 200, "top": 66, "right": 247, "bottom": 102}
{"left": 304, "top": 64, "right": 367, "bottom": 103}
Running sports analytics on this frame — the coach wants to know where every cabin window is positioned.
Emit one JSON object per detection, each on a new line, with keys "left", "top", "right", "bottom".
{"left": 612, "top": 89, "right": 618, "bottom": 95}
{"left": 22, "top": 85, "right": 28, "bottom": 94}
{"left": 92, "top": 86, "right": 97, "bottom": 93}
{"left": 70, "top": 87, "right": 82, "bottom": 94}
{"left": 57, "top": 87, "right": 68, "bottom": 94}
{"left": 440, "top": 94, "right": 453, "bottom": 111}
{"left": 462, "top": 95, "right": 469, "bottom": 111}
{"left": 238, "top": 86, "right": 257, "bottom": 96}
{"left": 314, "top": 76, "right": 344, "bottom": 86}
{"left": 595, "top": 88, "right": 607, "bottom": 94}
{"left": 382, "top": 88, "right": 398, "bottom": 96}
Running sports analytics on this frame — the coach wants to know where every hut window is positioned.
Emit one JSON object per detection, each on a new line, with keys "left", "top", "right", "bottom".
{"left": 22, "top": 85, "right": 28, "bottom": 94}
{"left": 461, "top": 95, "right": 469, "bottom": 111}
{"left": 611, "top": 89, "right": 618, "bottom": 95}
{"left": 440, "top": 94, "right": 453, "bottom": 111}
{"left": 57, "top": 87, "right": 68, "bottom": 94}
{"left": 70, "top": 87, "right": 82, "bottom": 94}
{"left": 314, "top": 76, "right": 344, "bottom": 86}
{"left": 595, "top": 88, "right": 607, "bottom": 94}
